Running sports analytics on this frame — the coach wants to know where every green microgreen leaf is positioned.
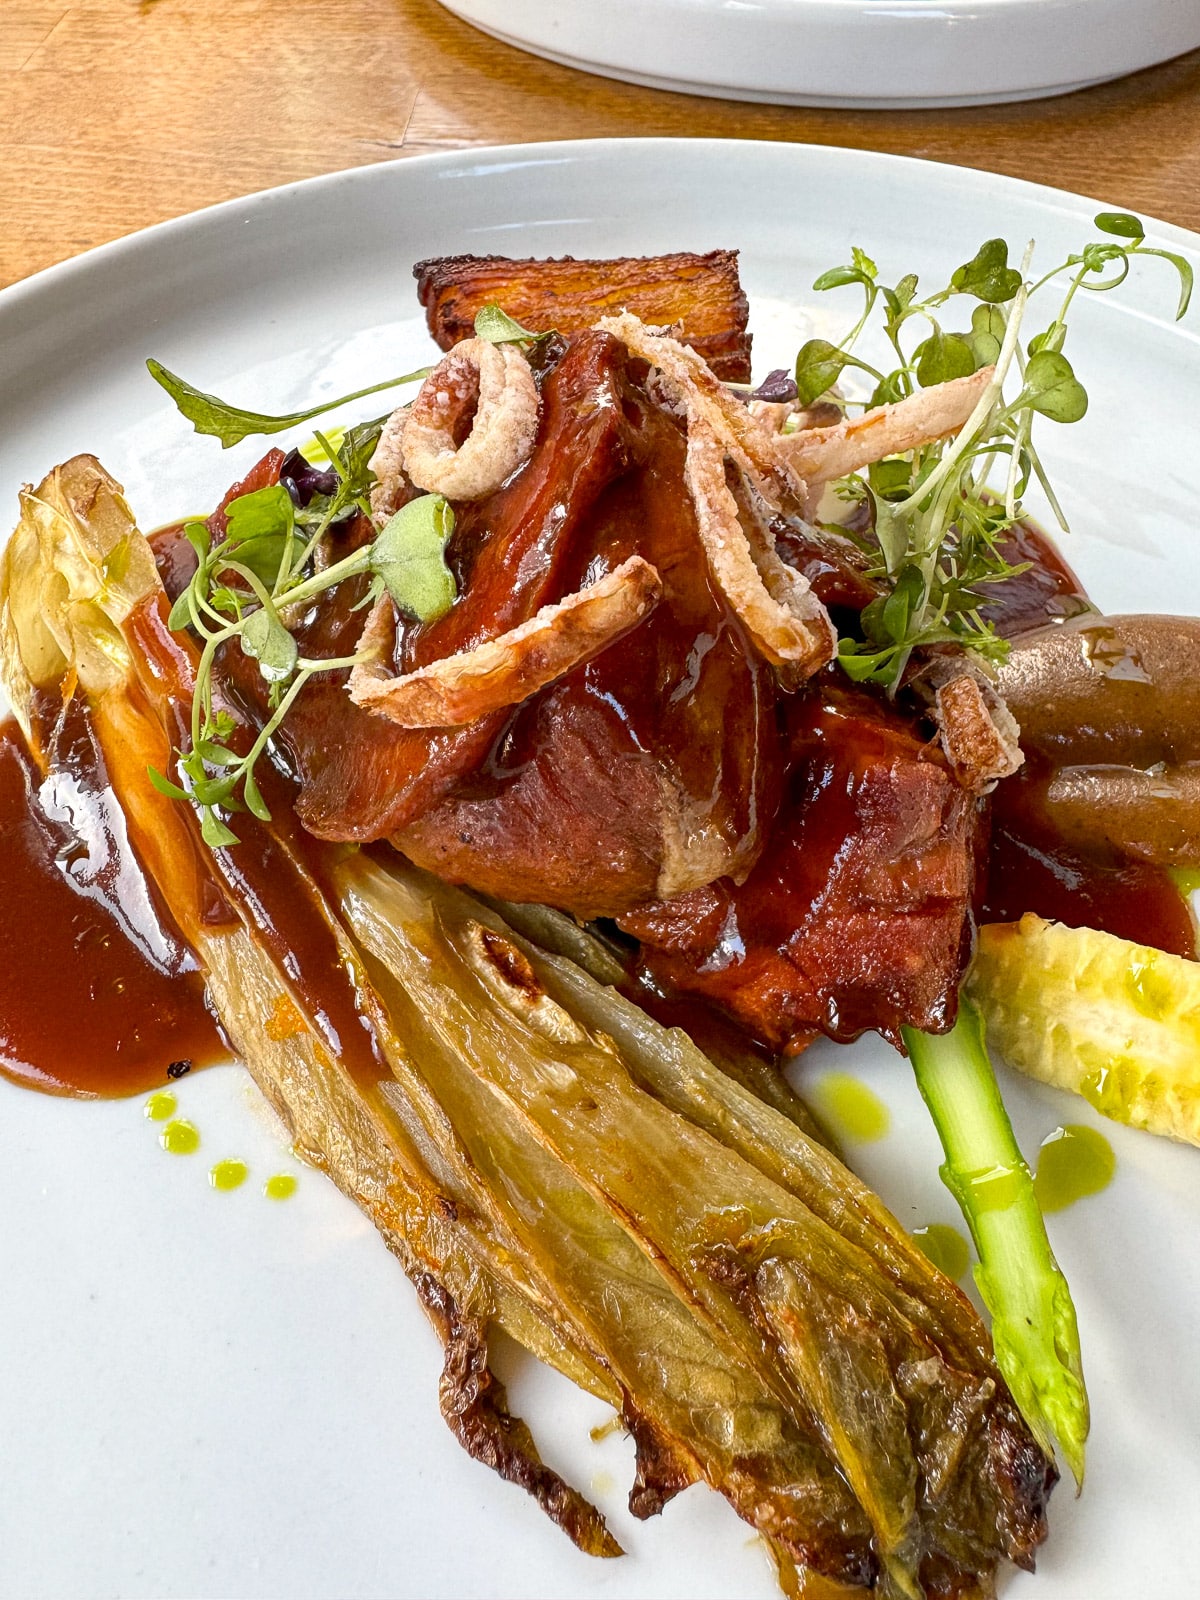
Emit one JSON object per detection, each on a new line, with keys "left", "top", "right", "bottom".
{"left": 1137, "top": 247, "right": 1194, "bottom": 319}
{"left": 915, "top": 329, "right": 976, "bottom": 387}
{"left": 967, "top": 304, "right": 1005, "bottom": 367}
{"left": 369, "top": 495, "right": 457, "bottom": 623}
{"left": 183, "top": 519, "right": 211, "bottom": 562}
{"left": 794, "top": 339, "right": 849, "bottom": 406}
{"left": 200, "top": 809, "right": 240, "bottom": 849}
{"left": 194, "top": 739, "right": 240, "bottom": 768}
{"left": 882, "top": 273, "right": 920, "bottom": 327}
{"left": 473, "top": 304, "right": 542, "bottom": 344}
{"left": 1027, "top": 321, "right": 1067, "bottom": 356}
{"left": 813, "top": 264, "right": 872, "bottom": 292}
{"left": 221, "top": 484, "right": 297, "bottom": 589}
{"left": 1094, "top": 210, "right": 1145, "bottom": 242}
{"left": 147, "top": 765, "right": 190, "bottom": 802}
{"left": 867, "top": 457, "right": 912, "bottom": 501}
{"left": 951, "top": 239, "right": 1023, "bottom": 304}
{"left": 868, "top": 371, "right": 909, "bottom": 408}
{"left": 167, "top": 587, "right": 196, "bottom": 633}
{"left": 1017, "top": 350, "right": 1089, "bottom": 424}
{"left": 880, "top": 564, "right": 926, "bottom": 642}
{"left": 836, "top": 638, "right": 899, "bottom": 684}
{"left": 241, "top": 769, "right": 272, "bottom": 823}
{"left": 146, "top": 358, "right": 433, "bottom": 449}
{"left": 240, "top": 604, "right": 299, "bottom": 683}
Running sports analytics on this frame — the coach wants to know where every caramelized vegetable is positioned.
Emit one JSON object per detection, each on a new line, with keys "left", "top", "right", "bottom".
{"left": 414, "top": 250, "right": 752, "bottom": 382}
{"left": 1, "top": 454, "right": 1057, "bottom": 1598}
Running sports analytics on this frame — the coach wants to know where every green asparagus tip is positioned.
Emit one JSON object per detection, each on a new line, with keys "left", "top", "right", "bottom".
{"left": 903, "top": 996, "right": 1089, "bottom": 1488}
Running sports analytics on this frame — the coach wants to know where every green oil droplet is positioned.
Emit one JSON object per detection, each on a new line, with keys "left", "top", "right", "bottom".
{"left": 1034, "top": 1124, "right": 1116, "bottom": 1214}
{"left": 960, "top": 1160, "right": 1028, "bottom": 1214}
{"left": 912, "top": 1223, "right": 971, "bottom": 1282}
{"left": 144, "top": 1091, "right": 177, "bottom": 1122}
{"left": 808, "top": 1072, "right": 890, "bottom": 1142}
{"left": 209, "top": 1159, "right": 249, "bottom": 1192}
{"left": 264, "top": 1173, "right": 297, "bottom": 1201}
{"left": 159, "top": 1118, "right": 200, "bottom": 1155}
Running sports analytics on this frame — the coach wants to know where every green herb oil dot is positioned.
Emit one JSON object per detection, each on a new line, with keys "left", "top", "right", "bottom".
{"left": 209, "top": 1159, "right": 249, "bottom": 1192}
{"left": 264, "top": 1173, "right": 297, "bottom": 1201}
{"left": 144, "top": 1091, "right": 177, "bottom": 1122}
{"left": 1034, "top": 1124, "right": 1116, "bottom": 1214}
{"left": 912, "top": 1223, "right": 971, "bottom": 1282}
{"left": 808, "top": 1073, "right": 890, "bottom": 1142}
{"left": 159, "top": 1118, "right": 200, "bottom": 1155}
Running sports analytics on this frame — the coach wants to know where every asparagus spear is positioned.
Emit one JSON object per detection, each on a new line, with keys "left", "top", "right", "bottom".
{"left": 904, "top": 998, "right": 1089, "bottom": 1486}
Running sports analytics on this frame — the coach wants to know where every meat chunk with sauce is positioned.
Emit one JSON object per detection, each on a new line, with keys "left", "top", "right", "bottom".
{"left": 621, "top": 682, "right": 984, "bottom": 1052}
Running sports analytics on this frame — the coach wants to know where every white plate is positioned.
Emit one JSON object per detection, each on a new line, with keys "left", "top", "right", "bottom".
{"left": 2, "top": 139, "right": 1200, "bottom": 1600}
{"left": 438, "top": 0, "right": 1200, "bottom": 108}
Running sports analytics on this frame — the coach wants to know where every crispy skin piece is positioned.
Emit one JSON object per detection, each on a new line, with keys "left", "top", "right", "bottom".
{"left": 932, "top": 672, "right": 1023, "bottom": 795}
{"left": 347, "top": 556, "right": 662, "bottom": 728}
{"left": 783, "top": 367, "right": 994, "bottom": 512}
{"left": 621, "top": 681, "right": 982, "bottom": 1052}
{"left": 414, "top": 251, "right": 752, "bottom": 382}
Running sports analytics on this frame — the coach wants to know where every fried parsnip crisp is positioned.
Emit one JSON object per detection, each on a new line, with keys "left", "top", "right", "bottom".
{"left": 414, "top": 250, "right": 753, "bottom": 381}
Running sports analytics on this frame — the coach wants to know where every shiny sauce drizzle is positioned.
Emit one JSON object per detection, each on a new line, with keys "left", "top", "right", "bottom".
{"left": 0, "top": 706, "right": 226, "bottom": 1097}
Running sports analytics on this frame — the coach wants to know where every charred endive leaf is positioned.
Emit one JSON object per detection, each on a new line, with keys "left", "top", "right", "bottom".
{"left": 0, "top": 456, "right": 1058, "bottom": 1598}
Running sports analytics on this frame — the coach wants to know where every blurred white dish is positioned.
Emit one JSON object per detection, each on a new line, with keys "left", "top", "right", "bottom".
{"left": 438, "top": 0, "right": 1200, "bottom": 108}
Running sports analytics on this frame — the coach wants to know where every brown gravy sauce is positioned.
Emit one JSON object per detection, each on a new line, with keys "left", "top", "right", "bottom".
{"left": 0, "top": 707, "right": 226, "bottom": 1098}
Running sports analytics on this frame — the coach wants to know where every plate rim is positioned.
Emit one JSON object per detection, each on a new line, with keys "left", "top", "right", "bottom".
{"left": 4, "top": 136, "right": 1200, "bottom": 328}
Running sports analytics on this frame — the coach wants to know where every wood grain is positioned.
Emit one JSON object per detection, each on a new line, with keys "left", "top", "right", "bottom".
{"left": 2, "top": 0, "right": 1199, "bottom": 290}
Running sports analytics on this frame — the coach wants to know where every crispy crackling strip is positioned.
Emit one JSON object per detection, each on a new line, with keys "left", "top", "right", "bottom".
{"left": 784, "top": 367, "right": 995, "bottom": 507}
{"left": 596, "top": 312, "right": 807, "bottom": 508}
{"left": 685, "top": 422, "right": 833, "bottom": 675}
{"left": 349, "top": 556, "right": 662, "bottom": 728}
{"left": 398, "top": 338, "right": 540, "bottom": 504}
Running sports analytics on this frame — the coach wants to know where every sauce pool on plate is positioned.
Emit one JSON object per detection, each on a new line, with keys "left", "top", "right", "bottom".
{"left": 0, "top": 713, "right": 226, "bottom": 1098}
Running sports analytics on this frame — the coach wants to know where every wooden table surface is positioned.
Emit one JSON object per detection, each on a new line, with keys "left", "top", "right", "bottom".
{"left": 3, "top": 0, "right": 1200, "bottom": 291}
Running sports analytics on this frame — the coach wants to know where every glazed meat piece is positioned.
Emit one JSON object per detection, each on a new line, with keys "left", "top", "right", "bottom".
{"left": 258, "top": 332, "right": 659, "bottom": 841}
{"left": 414, "top": 250, "right": 752, "bottom": 382}
{"left": 209, "top": 332, "right": 781, "bottom": 918}
{"left": 622, "top": 681, "right": 983, "bottom": 1052}
{"left": 397, "top": 388, "right": 781, "bottom": 917}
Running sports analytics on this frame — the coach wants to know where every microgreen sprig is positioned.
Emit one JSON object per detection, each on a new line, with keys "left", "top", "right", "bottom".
{"left": 147, "top": 305, "right": 544, "bottom": 844}
{"left": 798, "top": 214, "right": 1193, "bottom": 691}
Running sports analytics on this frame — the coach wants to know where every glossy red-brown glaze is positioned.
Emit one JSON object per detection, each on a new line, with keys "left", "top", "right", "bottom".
{"left": 0, "top": 709, "right": 225, "bottom": 1098}
{"left": 979, "top": 519, "right": 1093, "bottom": 639}
{"left": 773, "top": 517, "right": 879, "bottom": 612}
{"left": 622, "top": 681, "right": 982, "bottom": 1052}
